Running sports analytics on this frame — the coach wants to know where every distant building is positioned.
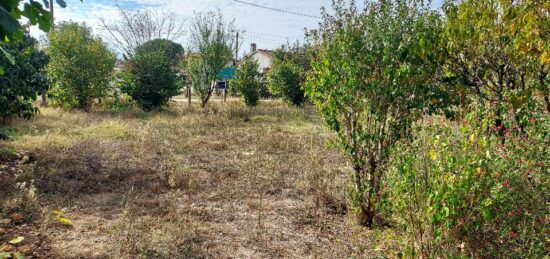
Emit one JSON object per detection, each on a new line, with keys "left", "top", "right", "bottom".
{"left": 246, "top": 43, "right": 273, "bottom": 74}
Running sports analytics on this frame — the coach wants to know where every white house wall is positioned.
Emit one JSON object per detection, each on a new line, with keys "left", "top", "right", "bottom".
{"left": 252, "top": 53, "right": 272, "bottom": 73}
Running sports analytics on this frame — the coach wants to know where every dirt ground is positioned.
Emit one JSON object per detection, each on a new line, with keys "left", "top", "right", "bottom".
{"left": 0, "top": 98, "right": 391, "bottom": 258}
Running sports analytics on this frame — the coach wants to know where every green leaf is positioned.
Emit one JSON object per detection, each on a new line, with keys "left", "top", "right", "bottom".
{"left": 0, "top": 7, "right": 20, "bottom": 35}
{"left": 482, "top": 209, "right": 492, "bottom": 221}
{"left": 0, "top": 45, "right": 15, "bottom": 65}
{"left": 56, "top": 0, "right": 67, "bottom": 8}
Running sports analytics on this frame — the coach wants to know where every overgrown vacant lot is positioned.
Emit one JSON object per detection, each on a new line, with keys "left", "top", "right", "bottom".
{"left": 0, "top": 99, "right": 387, "bottom": 258}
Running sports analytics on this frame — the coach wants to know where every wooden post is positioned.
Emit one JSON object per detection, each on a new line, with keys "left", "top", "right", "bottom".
{"left": 223, "top": 82, "right": 227, "bottom": 102}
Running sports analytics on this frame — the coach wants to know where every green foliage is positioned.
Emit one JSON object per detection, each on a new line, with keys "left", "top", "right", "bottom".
{"left": 134, "top": 39, "right": 183, "bottom": 65}
{"left": 0, "top": 0, "right": 73, "bottom": 75}
{"left": 305, "top": 0, "right": 448, "bottom": 226}
{"left": 267, "top": 46, "right": 307, "bottom": 106}
{"left": 442, "top": 0, "right": 549, "bottom": 124}
{"left": 46, "top": 22, "right": 115, "bottom": 110}
{"left": 232, "top": 56, "right": 261, "bottom": 107}
{"left": 0, "top": 33, "right": 49, "bottom": 121}
{"left": 122, "top": 50, "right": 182, "bottom": 110}
{"left": 0, "top": 0, "right": 59, "bottom": 42}
{"left": 381, "top": 107, "right": 549, "bottom": 258}
{"left": 188, "top": 11, "right": 235, "bottom": 108}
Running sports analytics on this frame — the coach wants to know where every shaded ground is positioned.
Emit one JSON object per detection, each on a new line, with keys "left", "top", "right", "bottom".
{"left": 0, "top": 99, "right": 385, "bottom": 258}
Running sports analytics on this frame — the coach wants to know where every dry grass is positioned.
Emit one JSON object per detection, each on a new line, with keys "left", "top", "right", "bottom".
{"left": 0, "top": 98, "right": 380, "bottom": 258}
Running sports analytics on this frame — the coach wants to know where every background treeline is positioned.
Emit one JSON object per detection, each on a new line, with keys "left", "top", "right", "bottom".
{"left": 0, "top": 3, "right": 311, "bottom": 119}
{"left": 305, "top": 0, "right": 548, "bottom": 257}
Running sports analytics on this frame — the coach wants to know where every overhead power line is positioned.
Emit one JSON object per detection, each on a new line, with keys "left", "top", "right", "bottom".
{"left": 233, "top": 0, "right": 321, "bottom": 19}
{"left": 248, "top": 31, "right": 289, "bottom": 40}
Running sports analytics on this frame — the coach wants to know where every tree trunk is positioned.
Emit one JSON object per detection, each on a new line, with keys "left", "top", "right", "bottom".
{"left": 545, "top": 94, "right": 550, "bottom": 114}
{"left": 352, "top": 165, "right": 369, "bottom": 226}
{"left": 201, "top": 81, "right": 216, "bottom": 108}
{"left": 41, "top": 91, "right": 48, "bottom": 106}
{"left": 495, "top": 118, "right": 506, "bottom": 144}
{"left": 187, "top": 86, "right": 192, "bottom": 107}
{"left": 201, "top": 90, "right": 213, "bottom": 108}
{"left": 363, "top": 156, "right": 378, "bottom": 228}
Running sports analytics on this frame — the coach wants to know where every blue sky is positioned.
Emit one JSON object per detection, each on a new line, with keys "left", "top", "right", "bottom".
{"left": 33, "top": 0, "right": 445, "bottom": 56}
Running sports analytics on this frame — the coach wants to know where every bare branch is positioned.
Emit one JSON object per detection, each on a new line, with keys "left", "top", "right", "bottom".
{"left": 98, "top": 6, "right": 185, "bottom": 58}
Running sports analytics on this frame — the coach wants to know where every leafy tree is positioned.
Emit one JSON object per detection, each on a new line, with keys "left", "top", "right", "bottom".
{"left": 188, "top": 11, "right": 235, "bottom": 108}
{"left": 122, "top": 47, "right": 182, "bottom": 110}
{"left": 46, "top": 22, "right": 115, "bottom": 110}
{"left": 0, "top": 0, "right": 71, "bottom": 75}
{"left": 442, "top": 0, "right": 549, "bottom": 131}
{"left": 268, "top": 59, "right": 303, "bottom": 105}
{"left": 232, "top": 56, "right": 261, "bottom": 107}
{"left": 267, "top": 44, "right": 308, "bottom": 106}
{"left": 134, "top": 39, "right": 183, "bottom": 65}
{"left": 0, "top": 33, "right": 49, "bottom": 121}
{"left": 306, "top": 0, "right": 447, "bottom": 227}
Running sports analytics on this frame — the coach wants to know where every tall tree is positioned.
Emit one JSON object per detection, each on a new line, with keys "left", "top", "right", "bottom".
{"left": 122, "top": 39, "right": 183, "bottom": 110}
{"left": 99, "top": 6, "right": 185, "bottom": 58}
{"left": 0, "top": 32, "right": 49, "bottom": 122}
{"left": 46, "top": 22, "right": 115, "bottom": 110}
{"left": 232, "top": 55, "right": 261, "bottom": 107}
{"left": 306, "top": 0, "right": 447, "bottom": 227}
{"left": 188, "top": 11, "right": 235, "bottom": 108}
{"left": 267, "top": 43, "right": 309, "bottom": 106}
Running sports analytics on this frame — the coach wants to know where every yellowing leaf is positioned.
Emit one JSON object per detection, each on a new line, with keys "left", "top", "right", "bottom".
{"left": 8, "top": 236, "right": 24, "bottom": 244}
{"left": 541, "top": 52, "right": 550, "bottom": 65}
{"left": 52, "top": 210, "right": 73, "bottom": 227}
{"left": 429, "top": 150, "right": 437, "bottom": 161}
{"left": 57, "top": 217, "right": 73, "bottom": 226}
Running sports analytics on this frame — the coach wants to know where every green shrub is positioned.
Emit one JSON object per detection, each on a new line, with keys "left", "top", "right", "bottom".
{"left": 46, "top": 22, "right": 115, "bottom": 110}
{"left": 232, "top": 56, "right": 261, "bottom": 107}
{"left": 122, "top": 51, "right": 182, "bottom": 110}
{"left": 0, "top": 33, "right": 49, "bottom": 121}
{"left": 267, "top": 45, "right": 308, "bottom": 106}
{"left": 134, "top": 39, "right": 183, "bottom": 65}
{"left": 267, "top": 58, "right": 305, "bottom": 106}
{"left": 381, "top": 108, "right": 549, "bottom": 258}
{"left": 305, "top": 0, "right": 447, "bottom": 226}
